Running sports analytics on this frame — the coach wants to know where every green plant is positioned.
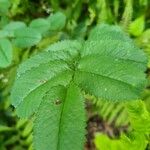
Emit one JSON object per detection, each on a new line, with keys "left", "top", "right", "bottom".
{"left": 0, "top": 11, "right": 66, "bottom": 68}
{"left": 0, "top": 0, "right": 10, "bottom": 15}
{"left": 94, "top": 100, "right": 150, "bottom": 150}
{"left": 0, "top": 11, "right": 66, "bottom": 150}
{"left": 93, "top": 100, "right": 129, "bottom": 127}
{"left": 11, "top": 24, "right": 147, "bottom": 150}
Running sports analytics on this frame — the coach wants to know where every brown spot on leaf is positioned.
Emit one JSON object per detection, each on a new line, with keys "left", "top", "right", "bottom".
{"left": 39, "top": 80, "right": 47, "bottom": 83}
{"left": 54, "top": 100, "right": 62, "bottom": 105}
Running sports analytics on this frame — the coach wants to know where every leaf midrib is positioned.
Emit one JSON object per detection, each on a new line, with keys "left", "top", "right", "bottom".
{"left": 15, "top": 69, "right": 73, "bottom": 108}
{"left": 56, "top": 88, "right": 67, "bottom": 150}
{"left": 77, "top": 69, "right": 140, "bottom": 91}
{"left": 82, "top": 52, "right": 146, "bottom": 65}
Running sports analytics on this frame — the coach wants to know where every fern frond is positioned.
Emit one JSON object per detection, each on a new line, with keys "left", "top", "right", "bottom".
{"left": 94, "top": 100, "right": 150, "bottom": 150}
{"left": 98, "top": 101, "right": 128, "bottom": 126}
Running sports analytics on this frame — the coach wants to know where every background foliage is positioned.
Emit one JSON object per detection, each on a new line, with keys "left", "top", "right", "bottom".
{"left": 0, "top": 0, "right": 150, "bottom": 150}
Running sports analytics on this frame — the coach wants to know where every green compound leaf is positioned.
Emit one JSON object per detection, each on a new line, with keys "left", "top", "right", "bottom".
{"left": 13, "top": 27, "right": 42, "bottom": 48}
{"left": 34, "top": 83, "right": 86, "bottom": 150}
{"left": 0, "top": 38, "right": 12, "bottom": 68}
{"left": 11, "top": 24, "right": 147, "bottom": 150}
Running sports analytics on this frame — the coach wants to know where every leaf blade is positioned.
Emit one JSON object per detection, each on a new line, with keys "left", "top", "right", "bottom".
{"left": 75, "top": 24, "right": 147, "bottom": 101}
{"left": 13, "top": 27, "right": 42, "bottom": 48}
{"left": 0, "top": 38, "right": 12, "bottom": 68}
{"left": 34, "top": 83, "right": 86, "bottom": 150}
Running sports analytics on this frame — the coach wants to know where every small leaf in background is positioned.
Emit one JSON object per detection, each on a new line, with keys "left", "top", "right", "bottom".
{"left": 129, "top": 16, "right": 145, "bottom": 37}
{"left": 0, "top": 0, "right": 10, "bottom": 14}
{"left": 0, "top": 16, "right": 9, "bottom": 28}
{"left": 29, "top": 18, "right": 50, "bottom": 35}
{"left": 47, "top": 12, "right": 66, "bottom": 31}
{"left": 3, "top": 21, "right": 26, "bottom": 37}
{"left": 0, "top": 30, "right": 10, "bottom": 38}
{"left": 0, "top": 38, "right": 12, "bottom": 68}
{"left": 13, "top": 27, "right": 42, "bottom": 48}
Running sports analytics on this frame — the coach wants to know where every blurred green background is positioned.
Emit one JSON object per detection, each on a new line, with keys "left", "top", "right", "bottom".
{"left": 0, "top": 0, "right": 150, "bottom": 150}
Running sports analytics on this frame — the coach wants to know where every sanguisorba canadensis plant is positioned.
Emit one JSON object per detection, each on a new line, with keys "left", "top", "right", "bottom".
{"left": 11, "top": 24, "right": 147, "bottom": 150}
